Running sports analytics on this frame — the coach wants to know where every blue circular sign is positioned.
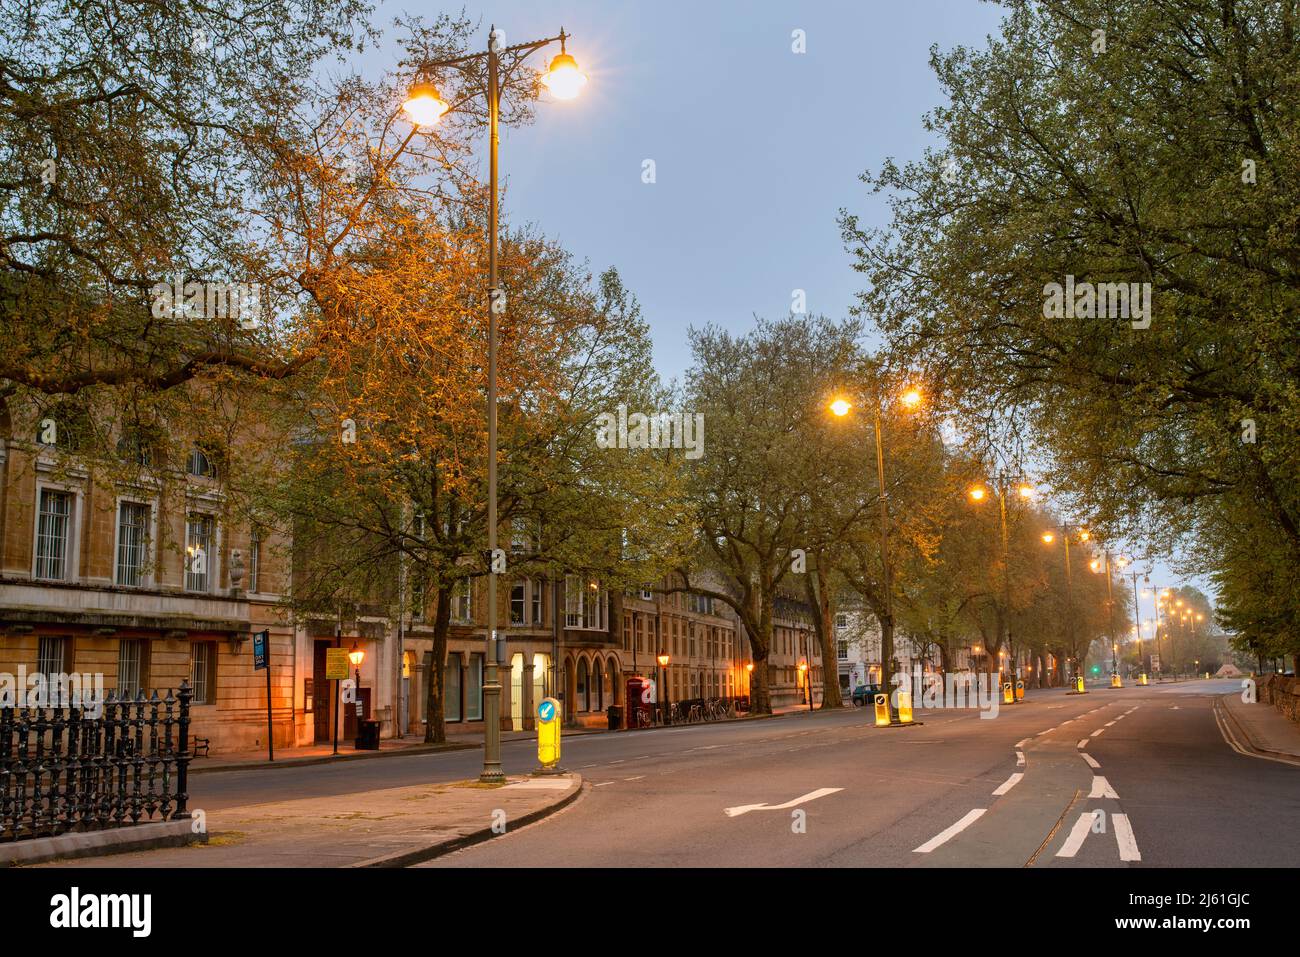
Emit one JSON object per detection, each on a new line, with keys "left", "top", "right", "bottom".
{"left": 538, "top": 700, "right": 556, "bottom": 723}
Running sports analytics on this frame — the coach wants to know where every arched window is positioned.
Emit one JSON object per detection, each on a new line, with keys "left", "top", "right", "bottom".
{"left": 577, "top": 659, "right": 589, "bottom": 712}
{"left": 607, "top": 660, "right": 619, "bottom": 706}
{"left": 187, "top": 446, "right": 218, "bottom": 479}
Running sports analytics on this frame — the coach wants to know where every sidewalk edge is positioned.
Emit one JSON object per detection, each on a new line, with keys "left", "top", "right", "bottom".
{"left": 348, "top": 776, "right": 585, "bottom": 868}
{"left": 1214, "top": 695, "right": 1300, "bottom": 768}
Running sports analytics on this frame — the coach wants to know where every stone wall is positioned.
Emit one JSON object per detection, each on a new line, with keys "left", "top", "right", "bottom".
{"left": 1259, "top": 674, "right": 1300, "bottom": 723}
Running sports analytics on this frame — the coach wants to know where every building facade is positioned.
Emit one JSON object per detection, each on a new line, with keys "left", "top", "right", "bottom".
{"left": 0, "top": 432, "right": 296, "bottom": 753}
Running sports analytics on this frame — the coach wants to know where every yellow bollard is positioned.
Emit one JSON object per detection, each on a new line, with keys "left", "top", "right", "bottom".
{"left": 1015, "top": 680, "right": 1025, "bottom": 701}
{"left": 1075, "top": 675, "right": 1086, "bottom": 693}
{"left": 897, "top": 690, "right": 914, "bottom": 724}
{"left": 536, "top": 697, "right": 562, "bottom": 769}
{"left": 1110, "top": 673, "right": 1123, "bottom": 688}
{"left": 873, "top": 693, "right": 891, "bottom": 727}
{"left": 1002, "top": 682, "right": 1013, "bottom": 704}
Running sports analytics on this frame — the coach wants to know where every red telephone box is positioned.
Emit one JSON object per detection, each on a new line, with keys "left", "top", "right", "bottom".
{"left": 625, "top": 676, "right": 653, "bottom": 728}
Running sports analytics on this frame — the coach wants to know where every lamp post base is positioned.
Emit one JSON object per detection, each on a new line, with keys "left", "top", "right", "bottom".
{"left": 479, "top": 675, "right": 505, "bottom": 784}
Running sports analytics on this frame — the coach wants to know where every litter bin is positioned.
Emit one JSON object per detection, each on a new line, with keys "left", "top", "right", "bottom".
{"left": 607, "top": 705, "right": 624, "bottom": 731}
{"left": 355, "top": 719, "right": 381, "bottom": 751}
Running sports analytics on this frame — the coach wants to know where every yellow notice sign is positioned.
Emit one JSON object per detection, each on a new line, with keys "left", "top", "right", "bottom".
{"left": 325, "top": 648, "right": 351, "bottom": 681}
{"left": 537, "top": 697, "right": 561, "bottom": 767}
{"left": 873, "top": 693, "right": 890, "bottom": 727}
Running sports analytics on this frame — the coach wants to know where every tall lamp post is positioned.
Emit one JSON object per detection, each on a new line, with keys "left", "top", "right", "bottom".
{"left": 829, "top": 387, "right": 922, "bottom": 723}
{"left": 967, "top": 478, "right": 1036, "bottom": 704}
{"left": 1040, "top": 525, "right": 1089, "bottom": 685}
{"left": 657, "top": 650, "right": 671, "bottom": 725}
{"left": 403, "top": 27, "right": 588, "bottom": 783}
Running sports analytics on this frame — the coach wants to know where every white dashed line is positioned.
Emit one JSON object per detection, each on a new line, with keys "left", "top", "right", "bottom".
{"left": 993, "top": 773, "right": 1023, "bottom": 796}
{"left": 1016, "top": 751, "right": 1025, "bottom": 766}
{"left": 623, "top": 775, "right": 645, "bottom": 781}
{"left": 1015, "top": 738, "right": 1030, "bottom": 748}
{"left": 1088, "top": 776, "right": 1120, "bottom": 799}
{"left": 1113, "top": 813, "right": 1142, "bottom": 861}
{"left": 1091, "top": 729, "right": 1105, "bottom": 737}
{"left": 913, "top": 809, "right": 987, "bottom": 853}
{"left": 1081, "top": 752, "right": 1101, "bottom": 769}
{"left": 1056, "top": 813, "right": 1094, "bottom": 858}
{"left": 593, "top": 781, "right": 614, "bottom": 787}
{"left": 1077, "top": 739, "right": 1089, "bottom": 749}
{"left": 1104, "top": 721, "right": 1116, "bottom": 727}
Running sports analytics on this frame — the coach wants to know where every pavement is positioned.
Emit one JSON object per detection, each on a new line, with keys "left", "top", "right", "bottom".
{"left": 32, "top": 772, "right": 582, "bottom": 868}
{"left": 1218, "top": 684, "right": 1300, "bottom": 765}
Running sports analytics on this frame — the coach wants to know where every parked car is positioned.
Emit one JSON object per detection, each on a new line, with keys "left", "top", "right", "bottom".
{"left": 851, "top": 683, "right": 885, "bottom": 707}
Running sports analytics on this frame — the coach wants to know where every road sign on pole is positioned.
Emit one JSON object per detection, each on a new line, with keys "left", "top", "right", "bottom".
{"left": 252, "top": 630, "right": 273, "bottom": 761}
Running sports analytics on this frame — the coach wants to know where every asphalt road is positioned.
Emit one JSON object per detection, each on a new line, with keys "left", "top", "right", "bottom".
{"left": 183, "top": 678, "right": 1298, "bottom": 867}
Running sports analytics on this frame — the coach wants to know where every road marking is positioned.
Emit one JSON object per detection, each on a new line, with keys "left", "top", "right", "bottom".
{"left": 593, "top": 781, "right": 614, "bottom": 787}
{"left": 1104, "top": 720, "right": 1116, "bottom": 727}
{"left": 1090, "top": 729, "right": 1105, "bottom": 737}
{"left": 1056, "top": 812, "right": 1094, "bottom": 858}
{"left": 609, "top": 759, "right": 625, "bottom": 764}
{"left": 1081, "top": 752, "right": 1101, "bottom": 769}
{"left": 1015, "top": 738, "right": 1030, "bottom": 748}
{"left": 1114, "top": 715, "right": 1125, "bottom": 721}
{"left": 1077, "top": 739, "right": 1089, "bottom": 749}
{"left": 723, "top": 787, "right": 843, "bottom": 818}
{"left": 623, "top": 775, "right": 645, "bottom": 781}
{"left": 913, "top": 809, "right": 986, "bottom": 853}
{"left": 993, "top": 772, "right": 1023, "bottom": 795}
{"left": 1016, "top": 751, "right": 1025, "bottom": 766}
{"left": 1088, "top": 776, "right": 1119, "bottom": 799}
{"left": 1113, "top": 813, "right": 1142, "bottom": 861}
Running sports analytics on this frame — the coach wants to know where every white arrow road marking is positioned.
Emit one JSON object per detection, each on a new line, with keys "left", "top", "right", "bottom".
{"left": 913, "top": 809, "right": 986, "bottom": 853}
{"left": 993, "top": 772, "right": 1023, "bottom": 796}
{"left": 1077, "top": 739, "right": 1089, "bottom": 749}
{"left": 1081, "top": 752, "right": 1101, "bottom": 769}
{"left": 1113, "top": 813, "right": 1142, "bottom": 861}
{"left": 1056, "top": 812, "right": 1095, "bottom": 858}
{"left": 1088, "top": 776, "right": 1120, "bottom": 799}
{"left": 723, "top": 787, "right": 843, "bottom": 818}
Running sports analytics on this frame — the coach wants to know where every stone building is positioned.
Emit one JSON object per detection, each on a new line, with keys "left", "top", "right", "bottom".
{"left": 0, "top": 429, "right": 295, "bottom": 753}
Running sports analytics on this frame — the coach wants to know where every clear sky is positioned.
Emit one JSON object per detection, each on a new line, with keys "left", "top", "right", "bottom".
{"left": 358, "top": 0, "right": 1209, "bottom": 605}
{"left": 364, "top": 0, "right": 1005, "bottom": 382}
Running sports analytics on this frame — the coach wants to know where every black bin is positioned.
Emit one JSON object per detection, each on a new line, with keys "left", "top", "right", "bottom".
{"left": 355, "top": 719, "right": 381, "bottom": 751}
{"left": 607, "top": 705, "right": 623, "bottom": 731}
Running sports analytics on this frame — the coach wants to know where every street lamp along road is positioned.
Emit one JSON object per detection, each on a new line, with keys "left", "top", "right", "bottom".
{"left": 966, "top": 478, "right": 1036, "bottom": 703}
{"left": 657, "top": 650, "right": 671, "bottom": 725}
{"left": 403, "top": 27, "right": 587, "bottom": 785}
{"left": 828, "top": 387, "right": 922, "bottom": 725}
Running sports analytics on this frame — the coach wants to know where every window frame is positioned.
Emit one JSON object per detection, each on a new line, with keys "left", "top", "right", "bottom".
{"left": 113, "top": 498, "right": 155, "bottom": 588}
{"left": 33, "top": 485, "right": 78, "bottom": 582}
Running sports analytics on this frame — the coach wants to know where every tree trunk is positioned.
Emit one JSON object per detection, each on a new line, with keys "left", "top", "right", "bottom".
{"left": 806, "top": 556, "right": 843, "bottom": 709}
{"left": 423, "top": 583, "right": 452, "bottom": 744}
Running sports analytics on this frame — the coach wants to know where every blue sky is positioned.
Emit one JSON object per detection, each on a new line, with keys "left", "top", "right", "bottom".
{"left": 364, "top": 0, "right": 1005, "bottom": 382}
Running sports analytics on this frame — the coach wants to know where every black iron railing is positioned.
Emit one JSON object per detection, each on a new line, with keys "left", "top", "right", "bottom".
{"left": 0, "top": 681, "right": 192, "bottom": 842}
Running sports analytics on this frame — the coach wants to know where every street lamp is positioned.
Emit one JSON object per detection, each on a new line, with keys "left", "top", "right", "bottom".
{"left": 657, "top": 650, "right": 671, "bottom": 725}
{"left": 404, "top": 26, "right": 587, "bottom": 784}
{"left": 1042, "top": 523, "right": 1089, "bottom": 686}
{"left": 798, "top": 658, "right": 811, "bottom": 713}
{"left": 348, "top": 642, "right": 366, "bottom": 744}
{"left": 966, "top": 477, "right": 1036, "bottom": 704}
{"left": 829, "top": 386, "right": 922, "bottom": 724}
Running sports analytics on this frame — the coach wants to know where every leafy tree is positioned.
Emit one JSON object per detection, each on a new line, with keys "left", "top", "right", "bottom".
{"left": 841, "top": 0, "right": 1300, "bottom": 665}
